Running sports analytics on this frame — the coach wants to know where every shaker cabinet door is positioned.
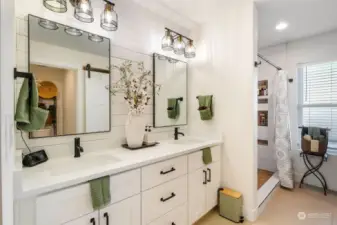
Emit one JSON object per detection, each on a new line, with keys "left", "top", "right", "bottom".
{"left": 63, "top": 212, "right": 99, "bottom": 225}
{"left": 188, "top": 167, "right": 207, "bottom": 224}
{"left": 99, "top": 194, "right": 141, "bottom": 225}
{"left": 206, "top": 161, "right": 221, "bottom": 212}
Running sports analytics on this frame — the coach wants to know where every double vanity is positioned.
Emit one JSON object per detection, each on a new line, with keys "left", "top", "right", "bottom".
{"left": 15, "top": 138, "right": 222, "bottom": 225}
{"left": 14, "top": 13, "right": 221, "bottom": 225}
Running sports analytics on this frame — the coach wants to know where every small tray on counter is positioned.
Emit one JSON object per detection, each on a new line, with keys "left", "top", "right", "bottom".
{"left": 122, "top": 142, "right": 159, "bottom": 150}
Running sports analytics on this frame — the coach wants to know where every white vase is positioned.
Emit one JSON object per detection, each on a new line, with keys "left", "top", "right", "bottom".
{"left": 125, "top": 114, "right": 146, "bottom": 148}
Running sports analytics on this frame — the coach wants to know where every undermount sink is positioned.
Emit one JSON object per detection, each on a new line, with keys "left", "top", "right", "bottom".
{"left": 169, "top": 138, "right": 204, "bottom": 145}
{"left": 49, "top": 154, "right": 120, "bottom": 176}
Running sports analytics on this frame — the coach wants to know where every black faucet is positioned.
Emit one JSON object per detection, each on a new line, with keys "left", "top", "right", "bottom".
{"left": 74, "top": 137, "right": 84, "bottom": 158}
{"left": 174, "top": 127, "right": 185, "bottom": 140}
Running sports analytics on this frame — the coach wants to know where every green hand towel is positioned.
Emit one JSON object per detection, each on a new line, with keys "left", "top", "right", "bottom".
{"left": 167, "top": 98, "right": 179, "bottom": 119}
{"left": 198, "top": 95, "right": 213, "bottom": 120}
{"left": 308, "top": 127, "right": 321, "bottom": 140}
{"left": 202, "top": 147, "right": 212, "bottom": 165}
{"left": 90, "top": 176, "right": 111, "bottom": 210}
{"left": 101, "top": 176, "right": 111, "bottom": 205}
{"left": 15, "top": 77, "right": 49, "bottom": 132}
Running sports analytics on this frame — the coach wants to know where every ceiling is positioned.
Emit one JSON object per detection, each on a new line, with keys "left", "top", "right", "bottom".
{"left": 256, "top": 0, "right": 337, "bottom": 48}
{"left": 133, "top": 0, "right": 221, "bottom": 29}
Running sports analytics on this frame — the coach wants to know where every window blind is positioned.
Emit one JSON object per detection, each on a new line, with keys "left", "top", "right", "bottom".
{"left": 299, "top": 61, "right": 337, "bottom": 155}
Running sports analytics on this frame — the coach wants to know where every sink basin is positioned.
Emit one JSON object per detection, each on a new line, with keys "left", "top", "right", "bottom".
{"left": 169, "top": 138, "right": 204, "bottom": 145}
{"left": 49, "top": 154, "right": 120, "bottom": 176}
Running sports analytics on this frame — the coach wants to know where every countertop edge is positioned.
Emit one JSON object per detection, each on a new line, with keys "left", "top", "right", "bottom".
{"left": 16, "top": 140, "right": 223, "bottom": 199}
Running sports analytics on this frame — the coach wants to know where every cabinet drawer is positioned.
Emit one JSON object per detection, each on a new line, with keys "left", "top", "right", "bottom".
{"left": 142, "top": 156, "right": 187, "bottom": 191}
{"left": 148, "top": 203, "right": 187, "bottom": 225}
{"left": 188, "top": 146, "right": 221, "bottom": 172}
{"left": 142, "top": 175, "right": 188, "bottom": 225}
{"left": 36, "top": 183, "right": 93, "bottom": 225}
{"left": 110, "top": 169, "right": 141, "bottom": 204}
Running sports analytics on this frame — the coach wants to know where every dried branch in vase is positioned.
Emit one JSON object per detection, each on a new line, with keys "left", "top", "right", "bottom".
{"left": 106, "top": 60, "right": 161, "bottom": 115}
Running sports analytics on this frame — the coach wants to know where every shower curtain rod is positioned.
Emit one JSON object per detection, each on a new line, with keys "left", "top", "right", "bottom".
{"left": 255, "top": 54, "right": 293, "bottom": 83}
{"left": 256, "top": 53, "right": 282, "bottom": 70}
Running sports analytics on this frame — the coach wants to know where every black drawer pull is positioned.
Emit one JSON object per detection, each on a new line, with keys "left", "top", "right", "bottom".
{"left": 104, "top": 212, "right": 109, "bottom": 225}
{"left": 203, "top": 170, "right": 207, "bottom": 184}
{"left": 207, "top": 168, "right": 212, "bottom": 182}
{"left": 160, "top": 192, "right": 176, "bottom": 202}
{"left": 90, "top": 218, "right": 96, "bottom": 225}
{"left": 160, "top": 167, "right": 176, "bottom": 175}
{"left": 172, "top": 223, "right": 176, "bottom": 225}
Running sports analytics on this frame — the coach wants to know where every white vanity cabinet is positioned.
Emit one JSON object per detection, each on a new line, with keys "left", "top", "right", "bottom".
{"left": 16, "top": 144, "right": 222, "bottom": 225}
{"left": 99, "top": 194, "right": 141, "bottom": 225}
{"left": 34, "top": 169, "right": 141, "bottom": 225}
{"left": 63, "top": 212, "right": 99, "bottom": 225}
{"left": 188, "top": 146, "right": 221, "bottom": 224}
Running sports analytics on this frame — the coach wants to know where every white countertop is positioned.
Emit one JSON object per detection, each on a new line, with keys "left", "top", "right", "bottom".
{"left": 16, "top": 137, "right": 222, "bottom": 199}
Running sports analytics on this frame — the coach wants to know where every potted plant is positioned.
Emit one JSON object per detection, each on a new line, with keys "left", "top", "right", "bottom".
{"left": 109, "top": 60, "right": 159, "bottom": 148}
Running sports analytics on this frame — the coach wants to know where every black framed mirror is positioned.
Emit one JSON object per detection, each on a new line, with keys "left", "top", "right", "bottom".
{"left": 26, "top": 15, "right": 111, "bottom": 138}
{"left": 153, "top": 53, "right": 188, "bottom": 128}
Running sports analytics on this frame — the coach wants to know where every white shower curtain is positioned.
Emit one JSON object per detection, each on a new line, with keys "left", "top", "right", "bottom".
{"left": 272, "top": 70, "right": 294, "bottom": 189}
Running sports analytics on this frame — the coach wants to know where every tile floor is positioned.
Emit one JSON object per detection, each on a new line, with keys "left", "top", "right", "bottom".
{"left": 196, "top": 186, "right": 337, "bottom": 225}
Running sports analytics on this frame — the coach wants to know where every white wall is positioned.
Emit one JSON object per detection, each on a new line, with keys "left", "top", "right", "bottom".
{"left": 0, "top": 0, "right": 16, "bottom": 224}
{"left": 259, "top": 29, "right": 337, "bottom": 191}
{"left": 189, "top": 0, "right": 257, "bottom": 221}
{"left": 14, "top": 0, "right": 191, "bottom": 158}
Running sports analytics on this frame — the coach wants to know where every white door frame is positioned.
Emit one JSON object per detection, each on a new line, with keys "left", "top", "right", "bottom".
{"left": 0, "top": 0, "right": 16, "bottom": 224}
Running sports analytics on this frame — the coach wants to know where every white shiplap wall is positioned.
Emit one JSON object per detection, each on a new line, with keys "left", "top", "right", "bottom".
{"left": 14, "top": 0, "right": 190, "bottom": 160}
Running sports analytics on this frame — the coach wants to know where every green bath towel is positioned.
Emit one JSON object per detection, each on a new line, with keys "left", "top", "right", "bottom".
{"left": 15, "top": 77, "right": 48, "bottom": 132}
{"left": 90, "top": 176, "right": 111, "bottom": 210}
{"left": 167, "top": 98, "right": 179, "bottom": 119}
{"left": 202, "top": 147, "right": 212, "bottom": 165}
{"left": 198, "top": 95, "right": 213, "bottom": 120}
{"left": 308, "top": 127, "right": 321, "bottom": 140}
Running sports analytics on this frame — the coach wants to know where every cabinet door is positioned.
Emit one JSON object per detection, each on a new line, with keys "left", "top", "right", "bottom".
{"left": 188, "top": 167, "right": 207, "bottom": 224}
{"left": 63, "top": 212, "right": 99, "bottom": 225}
{"left": 206, "top": 161, "right": 221, "bottom": 212}
{"left": 99, "top": 194, "right": 141, "bottom": 225}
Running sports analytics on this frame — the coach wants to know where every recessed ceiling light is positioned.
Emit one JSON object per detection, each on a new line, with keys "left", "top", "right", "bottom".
{"left": 276, "top": 21, "right": 288, "bottom": 31}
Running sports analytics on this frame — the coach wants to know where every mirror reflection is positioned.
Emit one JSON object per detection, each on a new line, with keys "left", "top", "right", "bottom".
{"left": 153, "top": 53, "right": 187, "bottom": 128}
{"left": 27, "top": 15, "right": 110, "bottom": 138}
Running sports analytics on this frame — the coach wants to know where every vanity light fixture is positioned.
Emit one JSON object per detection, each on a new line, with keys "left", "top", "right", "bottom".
{"left": 101, "top": 0, "right": 118, "bottom": 31}
{"left": 38, "top": 18, "right": 59, "bottom": 30}
{"left": 168, "top": 58, "right": 178, "bottom": 64}
{"left": 88, "top": 33, "right": 104, "bottom": 42}
{"left": 157, "top": 54, "right": 167, "bottom": 60}
{"left": 161, "top": 30, "right": 174, "bottom": 51}
{"left": 162, "top": 28, "right": 196, "bottom": 59}
{"left": 43, "top": 0, "right": 67, "bottom": 13}
{"left": 184, "top": 40, "right": 196, "bottom": 58}
{"left": 173, "top": 35, "right": 185, "bottom": 55}
{"left": 74, "top": 0, "right": 94, "bottom": 23}
{"left": 64, "top": 27, "right": 83, "bottom": 36}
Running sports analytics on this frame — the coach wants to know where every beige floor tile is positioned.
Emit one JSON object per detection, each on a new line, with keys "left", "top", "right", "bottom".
{"left": 196, "top": 187, "right": 337, "bottom": 225}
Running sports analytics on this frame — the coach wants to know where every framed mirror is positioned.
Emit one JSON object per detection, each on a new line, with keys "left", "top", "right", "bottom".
{"left": 27, "top": 15, "right": 111, "bottom": 138}
{"left": 153, "top": 53, "right": 187, "bottom": 128}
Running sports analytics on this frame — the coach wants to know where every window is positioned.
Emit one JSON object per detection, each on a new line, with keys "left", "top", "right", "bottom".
{"left": 298, "top": 61, "right": 337, "bottom": 155}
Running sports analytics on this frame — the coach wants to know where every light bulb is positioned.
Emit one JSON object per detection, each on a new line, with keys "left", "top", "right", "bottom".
{"left": 101, "top": 2, "right": 118, "bottom": 31}
{"left": 162, "top": 30, "right": 173, "bottom": 51}
{"left": 184, "top": 40, "right": 196, "bottom": 58}
{"left": 173, "top": 35, "right": 185, "bottom": 55}
{"left": 74, "top": 0, "right": 94, "bottom": 23}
